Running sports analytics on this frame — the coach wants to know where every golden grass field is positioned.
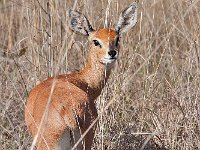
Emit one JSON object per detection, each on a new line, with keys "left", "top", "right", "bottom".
{"left": 0, "top": 0, "right": 200, "bottom": 149}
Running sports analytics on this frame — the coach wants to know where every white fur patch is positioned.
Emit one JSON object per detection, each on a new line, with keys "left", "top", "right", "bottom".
{"left": 56, "top": 128, "right": 83, "bottom": 150}
{"left": 56, "top": 129, "right": 71, "bottom": 150}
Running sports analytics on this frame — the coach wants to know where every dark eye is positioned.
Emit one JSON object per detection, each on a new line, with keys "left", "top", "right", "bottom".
{"left": 93, "top": 40, "right": 101, "bottom": 48}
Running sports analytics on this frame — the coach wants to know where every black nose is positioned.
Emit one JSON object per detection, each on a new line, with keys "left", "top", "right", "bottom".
{"left": 108, "top": 50, "right": 117, "bottom": 58}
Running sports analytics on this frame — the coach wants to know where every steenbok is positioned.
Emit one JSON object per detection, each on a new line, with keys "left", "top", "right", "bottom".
{"left": 25, "top": 2, "right": 137, "bottom": 150}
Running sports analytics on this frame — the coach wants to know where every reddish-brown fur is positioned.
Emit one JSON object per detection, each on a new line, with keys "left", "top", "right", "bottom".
{"left": 25, "top": 29, "right": 118, "bottom": 150}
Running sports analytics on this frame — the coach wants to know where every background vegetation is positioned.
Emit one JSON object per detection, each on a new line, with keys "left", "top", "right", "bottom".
{"left": 0, "top": 0, "right": 200, "bottom": 149}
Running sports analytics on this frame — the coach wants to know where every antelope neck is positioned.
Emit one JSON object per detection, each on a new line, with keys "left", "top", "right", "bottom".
{"left": 78, "top": 57, "right": 111, "bottom": 91}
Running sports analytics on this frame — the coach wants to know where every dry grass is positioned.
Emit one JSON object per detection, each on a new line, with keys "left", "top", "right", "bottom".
{"left": 0, "top": 0, "right": 200, "bottom": 149}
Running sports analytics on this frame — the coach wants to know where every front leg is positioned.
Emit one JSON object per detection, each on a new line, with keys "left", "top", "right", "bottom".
{"left": 83, "top": 125, "right": 96, "bottom": 150}
{"left": 73, "top": 101, "right": 98, "bottom": 150}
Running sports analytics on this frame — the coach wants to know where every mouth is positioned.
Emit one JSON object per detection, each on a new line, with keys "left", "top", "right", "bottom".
{"left": 102, "top": 57, "right": 117, "bottom": 64}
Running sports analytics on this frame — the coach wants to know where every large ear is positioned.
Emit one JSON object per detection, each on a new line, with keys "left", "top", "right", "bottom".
{"left": 115, "top": 2, "right": 137, "bottom": 34}
{"left": 69, "top": 9, "right": 94, "bottom": 36}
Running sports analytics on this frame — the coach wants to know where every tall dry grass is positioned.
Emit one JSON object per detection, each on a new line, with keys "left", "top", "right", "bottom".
{"left": 0, "top": 0, "right": 200, "bottom": 149}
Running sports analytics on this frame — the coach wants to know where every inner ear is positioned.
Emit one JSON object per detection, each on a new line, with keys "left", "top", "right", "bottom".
{"left": 69, "top": 9, "right": 94, "bottom": 36}
{"left": 115, "top": 2, "right": 137, "bottom": 34}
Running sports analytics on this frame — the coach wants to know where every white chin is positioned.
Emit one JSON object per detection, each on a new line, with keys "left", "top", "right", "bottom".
{"left": 102, "top": 58, "right": 116, "bottom": 64}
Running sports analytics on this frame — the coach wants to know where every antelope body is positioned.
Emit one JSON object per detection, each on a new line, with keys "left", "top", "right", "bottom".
{"left": 25, "top": 3, "right": 137, "bottom": 150}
